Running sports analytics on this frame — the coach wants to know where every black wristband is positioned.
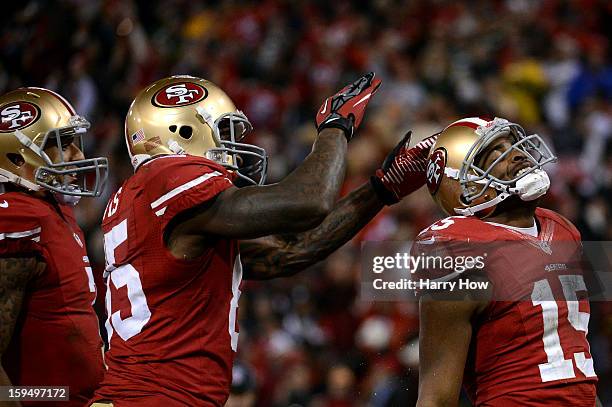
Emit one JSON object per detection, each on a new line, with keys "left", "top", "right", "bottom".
{"left": 370, "top": 175, "right": 399, "bottom": 206}
{"left": 317, "top": 115, "right": 354, "bottom": 141}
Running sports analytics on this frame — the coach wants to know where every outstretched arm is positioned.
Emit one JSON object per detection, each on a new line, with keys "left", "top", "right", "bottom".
{"left": 0, "top": 257, "right": 44, "bottom": 407}
{"left": 185, "top": 129, "right": 348, "bottom": 238}
{"left": 240, "top": 181, "right": 382, "bottom": 279}
{"left": 171, "top": 73, "right": 381, "bottom": 241}
{"left": 240, "top": 132, "right": 437, "bottom": 279}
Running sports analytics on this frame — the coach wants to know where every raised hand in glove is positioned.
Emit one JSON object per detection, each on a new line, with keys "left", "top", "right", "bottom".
{"left": 316, "top": 72, "right": 381, "bottom": 141}
{"left": 370, "top": 131, "right": 438, "bottom": 205}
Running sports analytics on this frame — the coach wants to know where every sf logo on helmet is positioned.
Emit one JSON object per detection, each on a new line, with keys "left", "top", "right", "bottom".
{"left": 427, "top": 148, "right": 446, "bottom": 194}
{"left": 153, "top": 83, "right": 208, "bottom": 107}
{"left": 0, "top": 102, "right": 40, "bottom": 131}
{"left": 166, "top": 84, "right": 199, "bottom": 104}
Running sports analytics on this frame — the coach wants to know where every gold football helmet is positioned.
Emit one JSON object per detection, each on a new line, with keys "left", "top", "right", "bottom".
{"left": 0, "top": 87, "right": 108, "bottom": 198}
{"left": 425, "top": 117, "right": 556, "bottom": 217}
{"left": 125, "top": 75, "right": 267, "bottom": 185}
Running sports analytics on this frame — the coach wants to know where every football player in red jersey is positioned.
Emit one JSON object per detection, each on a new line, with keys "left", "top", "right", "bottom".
{"left": 91, "top": 73, "right": 436, "bottom": 407}
{"left": 0, "top": 88, "right": 108, "bottom": 406}
{"left": 414, "top": 117, "right": 599, "bottom": 406}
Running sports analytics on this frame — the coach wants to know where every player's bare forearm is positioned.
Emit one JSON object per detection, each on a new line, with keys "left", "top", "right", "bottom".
{"left": 241, "top": 181, "right": 383, "bottom": 279}
{"left": 0, "top": 257, "right": 41, "bottom": 407}
{"left": 0, "top": 366, "right": 20, "bottom": 406}
{"left": 185, "top": 128, "right": 348, "bottom": 238}
{"left": 0, "top": 257, "right": 40, "bottom": 351}
{"left": 0, "top": 367, "right": 10, "bottom": 385}
{"left": 278, "top": 128, "right": 348, "bottom": 211}
{"left": 227, "top": 128, "right": 347, "bottom": 235}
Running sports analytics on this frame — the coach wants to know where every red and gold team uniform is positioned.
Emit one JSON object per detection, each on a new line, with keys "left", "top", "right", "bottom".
{"left": 93, "top": 155, "right": 242, "bottom": 406}
{"left": 414, "top": 208, "right": 598, "bottom": 406}
{"left": 0, "top": 192, "right": 104, "bottom": 406}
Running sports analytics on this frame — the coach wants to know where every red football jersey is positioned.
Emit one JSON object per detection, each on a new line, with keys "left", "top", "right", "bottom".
{"left": 0, "top": 192, "right": 104, "bottom": 406}
{"left": 414, "top": 208, "right": 598, "bottom": 406}
{"left": 94, "top": 155, "right": 241, "bottom": 406}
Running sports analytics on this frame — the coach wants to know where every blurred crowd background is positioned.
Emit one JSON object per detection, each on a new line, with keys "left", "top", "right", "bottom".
{"left": 2, "top": 0, "right": 612, "bottom": 405}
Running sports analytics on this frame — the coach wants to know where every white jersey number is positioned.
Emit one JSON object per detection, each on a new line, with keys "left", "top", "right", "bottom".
{"left": 103, "top": 218, "right": 243, "bottom": 352}
{"left": 531, "top": 275, "right": 596, "bottom": 382}
{"left": 103, "top": 219, "right": 151, "bottom": 342}
{"left": 229, "top": 255, "right": 243, "bottom": 352}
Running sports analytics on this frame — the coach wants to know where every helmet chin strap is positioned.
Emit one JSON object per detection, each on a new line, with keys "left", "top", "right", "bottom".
{"left": 454, "top": 169, "right": 550, "bottom": 216}
{"left": 167, "top": 140, "right": 185, "bottom": 155}
{"left": 0, "top": 168, "right": 42, "bottom": 192}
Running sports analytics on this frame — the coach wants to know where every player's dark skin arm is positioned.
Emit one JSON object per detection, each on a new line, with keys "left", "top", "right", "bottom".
{"left": 239, "top": 131, "right": 435, "bottom": 279}
{"left": 0, "top": 257, "right": 44, "bottom": 407}
{"left": 168, "top": 128, "right": 349, "bottom": 257}
{"left": 416, "top": 291, "right": 489, "bottom": 407}
{"left": 239, "top": 180, "right": 384, "bottom": 279}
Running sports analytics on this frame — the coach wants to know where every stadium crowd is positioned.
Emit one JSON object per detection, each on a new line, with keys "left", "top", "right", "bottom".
{"left": 2, "top": 0, "right": 611, "bottom": 405}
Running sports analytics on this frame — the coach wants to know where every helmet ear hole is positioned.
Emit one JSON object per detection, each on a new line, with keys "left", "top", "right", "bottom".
{"left": 169, "top": 125, "right": 177, "bottom": 133}
{"left": 179, "top": 126, "right": 193, "bottom": 139}
{"left": 7, "top": 153, "right": 25, "bottom": 167}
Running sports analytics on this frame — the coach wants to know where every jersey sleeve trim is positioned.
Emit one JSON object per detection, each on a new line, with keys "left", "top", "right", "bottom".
{"left": 150, "top": 170, "right": 225, "bottom": 214}
{"left": 0, "top": 226, "right": 41, "bottom": 241}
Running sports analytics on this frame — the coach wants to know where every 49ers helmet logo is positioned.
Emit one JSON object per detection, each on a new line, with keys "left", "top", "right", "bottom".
{"left": 152, "top": 83, "right": 208, "bottom": 107}
{"left": 427, "top": 148, "right": 447, "bottom": 195}
{"left": 0, "top": 102, "right": 40, "bottom": 132}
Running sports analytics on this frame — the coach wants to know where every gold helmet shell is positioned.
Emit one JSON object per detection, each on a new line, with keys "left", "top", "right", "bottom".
{"left": 425, "top": 117, "right": 556, "bottom": 217}
{"left": 125, "top": 75, "right": 267, "bottom": 185}
{"left": 0, "top": 87, "right": 108, "bottom": 197}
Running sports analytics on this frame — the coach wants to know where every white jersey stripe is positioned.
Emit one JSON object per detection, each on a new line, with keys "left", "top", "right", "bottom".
{"left": 0, "top": 226, "right": 42, "bottom": 241}
{"left": 150, "top": 171, "right": 223, "bottom": 209}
